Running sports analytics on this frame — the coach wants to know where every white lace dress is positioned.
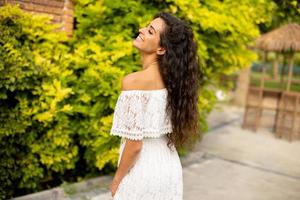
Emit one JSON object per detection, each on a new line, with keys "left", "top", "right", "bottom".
{"left": 110, "top": 88, "right": 183, "bottom": 200}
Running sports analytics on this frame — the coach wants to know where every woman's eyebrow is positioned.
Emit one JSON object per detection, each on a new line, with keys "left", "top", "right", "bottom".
{"left": 150, "top": 25, "right": 157, "bottom": 33}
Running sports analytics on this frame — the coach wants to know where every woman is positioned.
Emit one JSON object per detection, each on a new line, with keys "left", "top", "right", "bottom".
{"left": 109, "top": 12, "right": 201, "bottom": 200}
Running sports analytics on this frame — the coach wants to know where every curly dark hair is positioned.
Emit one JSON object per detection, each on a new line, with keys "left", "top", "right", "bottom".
{"left": 154, "top": 12, "right": 202, "bottom": 150}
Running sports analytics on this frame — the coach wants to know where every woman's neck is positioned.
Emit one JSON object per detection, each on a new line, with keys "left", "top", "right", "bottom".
{"left": 141, "top": 53, "right": 159, "bottom": 71}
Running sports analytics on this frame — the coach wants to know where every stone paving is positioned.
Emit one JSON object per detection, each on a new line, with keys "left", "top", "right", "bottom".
{"left": 87, "top": 104, "right": 300, "bottom": 200}
{"left": 14, "top": 104, "right": 300, "bottom": 200}
{"left": 182, "top": 104, "right": 300, "bottom": 200}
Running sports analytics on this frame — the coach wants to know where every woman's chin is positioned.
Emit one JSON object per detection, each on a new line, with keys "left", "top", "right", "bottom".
{"left": 132, "top": 40, "right": 143, "bottom": 50}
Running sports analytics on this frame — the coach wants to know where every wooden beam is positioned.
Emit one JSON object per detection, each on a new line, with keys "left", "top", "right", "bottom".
{"left": 286, "top": 53, "right": 295, "bottom": 91}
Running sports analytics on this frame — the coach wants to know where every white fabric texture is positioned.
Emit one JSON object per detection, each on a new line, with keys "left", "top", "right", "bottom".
{"left": 110, "top": 88, "right": 173, "bottom": 140}
{"left": 110, "top": 88, "right": 183, "bottom": 200}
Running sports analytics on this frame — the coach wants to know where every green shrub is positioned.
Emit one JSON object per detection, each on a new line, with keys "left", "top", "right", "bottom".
{"left": 0, "top": 0, "right": 279, "bottom": 198}
{"left": 0, "top": 4, "right": 124, "bottom": 199}
{"left": 0, "top": 4, "right": 75, "bottom": 198}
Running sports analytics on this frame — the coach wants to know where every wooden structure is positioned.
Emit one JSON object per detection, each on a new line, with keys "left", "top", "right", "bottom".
{"left": 0, "top": 0, "right": 74, "bottom": 36}
{"left": 243, "top": 23, "right": 300, "bottom": 141}
{"left": 275, "top": 92, "right": 300, "bottom": 141}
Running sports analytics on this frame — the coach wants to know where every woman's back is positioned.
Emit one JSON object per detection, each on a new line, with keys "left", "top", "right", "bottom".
{"left": 110, "top": 86, "right": 182, "bottom": 200}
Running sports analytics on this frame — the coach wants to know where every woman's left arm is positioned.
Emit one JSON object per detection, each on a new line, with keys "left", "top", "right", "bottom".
{"left": 110, "top": 139, "right": 143, "bottom": 196}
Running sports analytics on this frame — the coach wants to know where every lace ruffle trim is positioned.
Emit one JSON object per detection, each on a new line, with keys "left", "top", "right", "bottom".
{"left": 110, "top": 127, "right": 173, "bottom": 141}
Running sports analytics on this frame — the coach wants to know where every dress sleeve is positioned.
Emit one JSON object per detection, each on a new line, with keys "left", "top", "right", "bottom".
{"left": 110, "top": 92, "right": 147, "bottom": 140}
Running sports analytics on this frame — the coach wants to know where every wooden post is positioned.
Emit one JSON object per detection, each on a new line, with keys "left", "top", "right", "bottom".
{"left": 233, "top": 67, "right": 250, "bottom": 106}
{"left": 273, "top": 52, "right": 279, "bottom": 80}
{"left": 280, "top": 54, "right": 287, "bottom": 84}
{"left": 290, "top": 95, "right": 298, "bottom": 141}
{"left": 286, "top": 53, "right": 295, "bottom": 91}
{"left": 255, "top": 51, "right": 267, "bottom": 131}
{"left": 260, "top": 51, "right": 268, "bottom": 89}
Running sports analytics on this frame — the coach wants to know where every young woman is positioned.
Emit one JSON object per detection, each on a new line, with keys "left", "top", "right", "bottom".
{"left": 109, "top": 12, "right": 201, "bottom": 200}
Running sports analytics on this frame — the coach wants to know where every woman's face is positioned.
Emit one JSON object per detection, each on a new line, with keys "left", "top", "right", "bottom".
{"left": 133, "top": 17, "right": 166, "bottom": 55}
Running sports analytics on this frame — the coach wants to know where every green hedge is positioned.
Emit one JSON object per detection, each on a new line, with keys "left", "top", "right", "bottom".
{"left": 0, "top": 0, "right": 278, "bottom": 198}
{"left": 0, "top": 4, "right": 74, "bottom": 198}
{"left": 0, "top": 4, "right": 121, "bottom": 199}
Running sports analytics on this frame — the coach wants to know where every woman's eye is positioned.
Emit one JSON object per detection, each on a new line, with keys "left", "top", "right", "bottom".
{"left": 148, "top": 29, "right": 153, "bottom": 35}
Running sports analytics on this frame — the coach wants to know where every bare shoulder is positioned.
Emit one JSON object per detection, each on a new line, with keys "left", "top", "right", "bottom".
{"left": 121, "top": 71, "right": 141, "bottom": 91}
{"left": 121, "top": 70, "right": 165, "bottom": 91}
{"left": 121, "top": 71, "right": 149, "bottom": 91}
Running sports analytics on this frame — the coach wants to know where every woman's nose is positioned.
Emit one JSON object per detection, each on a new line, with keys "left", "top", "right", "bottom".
{"left": 139, "top": 27, "right": 146, "bottom": 34}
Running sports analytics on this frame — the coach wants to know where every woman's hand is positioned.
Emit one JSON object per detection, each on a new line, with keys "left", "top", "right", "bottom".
{"left": 110, "top": 177, "right": 121, "bottom": 198}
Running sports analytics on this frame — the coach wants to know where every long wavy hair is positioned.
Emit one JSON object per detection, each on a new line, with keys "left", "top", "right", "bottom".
{"left": 154, "top": 12, "right": 202, "bottom": 150}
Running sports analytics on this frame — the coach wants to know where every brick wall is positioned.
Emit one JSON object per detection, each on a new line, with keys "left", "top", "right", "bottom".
{"left": 0, "top": 0, "right": 74, "bottom": 36}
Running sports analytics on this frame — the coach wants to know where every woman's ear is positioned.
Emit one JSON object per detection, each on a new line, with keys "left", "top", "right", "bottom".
{"left": 157, "top": 47, "right": 166, "bottom": 55}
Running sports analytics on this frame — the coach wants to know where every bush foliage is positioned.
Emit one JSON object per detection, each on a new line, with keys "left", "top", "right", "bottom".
{"left": 0, "top": 0, "right": 288, "bottom": 198}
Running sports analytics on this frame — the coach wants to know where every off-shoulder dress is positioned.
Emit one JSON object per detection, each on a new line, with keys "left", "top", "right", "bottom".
{"left": 110, "top": 88, "right": 183, "bottom": 200}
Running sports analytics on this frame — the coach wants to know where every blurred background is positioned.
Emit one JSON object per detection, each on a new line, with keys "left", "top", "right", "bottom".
{"left": 0, "top": 0, "right": 299, "bottom": 199}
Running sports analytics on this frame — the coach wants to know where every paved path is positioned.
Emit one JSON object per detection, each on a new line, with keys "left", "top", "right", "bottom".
{"left": 92, "top": 104, "right": 300, "bottom": 200}
{"left": 15, "top": 104, "right": 300, "bottom": 200}
{"left": 182, "top": 105, "right": 300, "bottom": 200}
